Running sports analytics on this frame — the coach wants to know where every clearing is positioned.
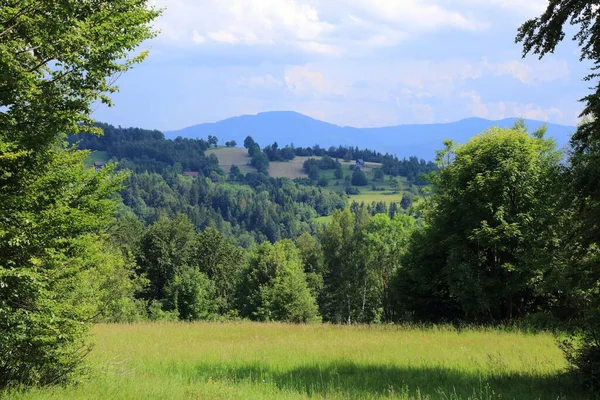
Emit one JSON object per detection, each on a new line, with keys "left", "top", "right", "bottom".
{"left": 206, "top": 147, "right": 256, "bottom": 175}
{"left": 11, "top": 322, "right": 587, "bottom": 400}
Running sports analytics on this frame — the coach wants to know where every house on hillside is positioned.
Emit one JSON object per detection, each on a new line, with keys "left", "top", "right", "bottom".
{"left": 354, "top": 159, "right": 365, "bottom": 170}
{"left": 184, "top": 170, "right": 200, "bottom": 178}
{"left": 93, "top": 161, "right": 105, "bottom": 171}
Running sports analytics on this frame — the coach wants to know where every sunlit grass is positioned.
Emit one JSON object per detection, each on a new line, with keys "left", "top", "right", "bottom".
{"left": 9, "top": 322, "right": 589, "bottom": 400}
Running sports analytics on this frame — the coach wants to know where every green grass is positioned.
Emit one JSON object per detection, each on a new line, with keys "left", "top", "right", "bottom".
{"left": 314, "top": 215, "right": 333, "bottom": 225}
{"left": 9, "top": 322, "right": 588, "bottom": 400}
{"left": 349, "top": 190, "right": 404, "bottom": 205}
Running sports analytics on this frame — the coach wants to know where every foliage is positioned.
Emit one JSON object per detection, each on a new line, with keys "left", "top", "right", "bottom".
{"left": 399, "top": 124, "right": 562, "bottom": 322}
{"left": 517, "top": 5, "right": 600, "bottom": 390}
{"left": 164, "top": 269, "right": 216, "bottom": 321}
{"left": 0, "top": 146, "right": 128, "bottom": 387}
{"left": 351, "top": 168, "right": 368, "bottom": 186}
{"left": 238, "top": 241, "right": 320, "bottom": 323}
{"left": 195, "top": 227, "right": 245, "bottom": 315}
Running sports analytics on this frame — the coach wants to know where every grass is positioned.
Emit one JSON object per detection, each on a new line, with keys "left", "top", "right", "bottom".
{"left": 8, "top": 322, "right": 589, "bottom": 400}
{"left": 206, "top": 147, "right": 256, "bottom": 174}
{"left": 268, "top": 156, "right": 311, "bottom": 179}
{"left": 349, "top": 190, "right": 404, "bottom": 205}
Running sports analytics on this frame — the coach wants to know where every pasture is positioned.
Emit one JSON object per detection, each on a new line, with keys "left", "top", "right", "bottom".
{"left": 206, "top": 148, "right": 422, "bottom": 207}
{"left": 206, "top": 147, "right": 256, "bottom": 174}
{"left": 9, "top": 322, "right": 587, "bottom": 400}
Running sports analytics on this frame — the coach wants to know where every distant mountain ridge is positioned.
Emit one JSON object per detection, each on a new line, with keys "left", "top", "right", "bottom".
{"left": 165, "top": 111, "right": 576, "bottom": 160}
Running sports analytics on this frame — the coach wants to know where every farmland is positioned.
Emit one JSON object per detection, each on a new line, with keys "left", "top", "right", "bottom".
{"left": 207, "top": 147, "right": 420, "bottom": 206}
{"left": 10, "top": 322, "right": 585, "bottom": 400}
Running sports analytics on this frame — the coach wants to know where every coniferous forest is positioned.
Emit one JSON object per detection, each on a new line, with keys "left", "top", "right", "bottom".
{"left": 1, "top": 0, "right": 600, "bottom": 398}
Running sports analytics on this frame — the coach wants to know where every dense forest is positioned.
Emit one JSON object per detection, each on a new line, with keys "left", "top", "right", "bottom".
{"left": 1, "top": 0, "right": 600, "bottom": 395}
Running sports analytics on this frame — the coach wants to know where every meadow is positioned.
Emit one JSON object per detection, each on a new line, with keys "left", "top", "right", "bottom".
{"left": 205, "top": 147, "right": 256, "bottom": 175}
{"left": 9, "top": 322, "right": 588, "bottom": 400}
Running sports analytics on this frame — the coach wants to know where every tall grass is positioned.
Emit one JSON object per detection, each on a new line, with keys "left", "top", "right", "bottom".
{"left": 8, "top": 322, "right": 590, "bottom": 399}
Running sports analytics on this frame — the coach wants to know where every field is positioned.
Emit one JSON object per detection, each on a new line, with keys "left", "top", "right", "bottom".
{"left": 206, "top": 147, "right": 255, "bottom": 174}
{"left": 206, "top": 148, "right": 421, "bottom": 207}
{"left": 10, "top": 322, "right": 588, "bottom": 400}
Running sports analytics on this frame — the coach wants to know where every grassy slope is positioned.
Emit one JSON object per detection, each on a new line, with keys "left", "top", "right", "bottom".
{"left": 206, "top": 147, "right": 256, "bottom": 175}
{"left": 11, "top": 322, "right": 587, "bottom": 400}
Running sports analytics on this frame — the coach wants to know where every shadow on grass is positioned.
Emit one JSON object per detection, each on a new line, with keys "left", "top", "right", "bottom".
{"left": 193, "top": 361, "right": 591, "bottom": 399}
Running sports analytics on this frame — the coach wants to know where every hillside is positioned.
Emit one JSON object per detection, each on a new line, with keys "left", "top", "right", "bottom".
{"left": 165, "top": 111, "right": 576, "bottom": 160}
{"left": 205, "top": 147, "right": 418, "bottom": 206}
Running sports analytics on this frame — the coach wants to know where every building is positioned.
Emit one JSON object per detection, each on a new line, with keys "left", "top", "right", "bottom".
{"left": 93, "top": 161, "right": 105, "bottom": 171}
{"left": 354, "top": 159, "right": 365, "bottom": 170}
{"left": 183, "top": 171, "right": 200, "bottom": 178}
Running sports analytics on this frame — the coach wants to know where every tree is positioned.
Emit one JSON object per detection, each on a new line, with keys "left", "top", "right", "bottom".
{"left": 334, "top": 163, "right": 344, "bottom": 179}
{"left": 229, "top": 165, "right": 242, "bottom": 181}
{"left": 351, "top": 168, "right": 368, "bottom": 186}
{"left": 401, "top": 125, "right": 561, "bottom": 322}
{"left": 517, "top": 4, "right": 600, "bottom": 389}
{"left": 207, "top": 135, "right": 218, "bottom": 147}
{"left": 390, "top": 177, "right": 400, "bottom": 194}
{"left": 244, "top": 136, "right": 256, "bottom": 149}
{"left": 237, "top": 241, "right": 319, "bottom": 323}
{"left": 164, "top": 269, "right": 215, "bottom": 321}
{"left": 400, "top": 195, "right": 413, "bottom": 210}
{"left": 0, "top": 0, "right": 159, "bottom": 388}
{"left": 374, "top": 168, "right": 385, "bottom": 181}
{"left": 195, "top": 227, "right": 244, "bottom": 315}
{"left": 0, "top": 146, "right": 129, "bottom": 387}
{"left": 138, "top": 215, "right": 197, "bottom": 303}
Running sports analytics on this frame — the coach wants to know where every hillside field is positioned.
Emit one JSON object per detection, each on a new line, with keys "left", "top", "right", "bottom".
{"left": 207, "top": 147, "right": 417, "bottom": 206}
{"left": 10, "top": 322, "right": 587, "bottom": 400}
{"left": 206, "top": 147, "right": 255, "bottom": 174}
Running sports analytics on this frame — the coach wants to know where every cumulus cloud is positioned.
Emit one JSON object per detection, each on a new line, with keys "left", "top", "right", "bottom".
{"left": 153, "top": 0, "right": 483, "bottom": 55}
{"left": 484, "top": 58, "right": 569, "bottom": 84}
{"left": 460, "top": 90, "right": 565, "bottom": 122}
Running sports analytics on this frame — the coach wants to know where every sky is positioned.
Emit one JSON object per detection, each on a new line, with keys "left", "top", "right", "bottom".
{"left": 93, "top": 0, "right": 590, "bottom": 131}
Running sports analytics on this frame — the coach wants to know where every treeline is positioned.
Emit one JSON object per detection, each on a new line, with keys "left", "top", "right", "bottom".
{"left": 106, "top": 206, "right": 414, "bottom": 324}
{"left": 258, "top": 140, "right": 437, "bottom": 184}
{"left": 70, "top": 123, "right": 221, "bottom": 175}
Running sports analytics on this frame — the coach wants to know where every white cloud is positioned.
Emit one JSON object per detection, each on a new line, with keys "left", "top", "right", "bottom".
{"left": 484, "top": 58, "right": 569, "bottom": 84}
{"left": 448, "top": 0, "right": 547, "bottom": 16}
{"left": 284, "top": 65, "right": 346, "bottom": 96}
{"left": 237, "top": 74, "right": 283, "bottom": 90}
{"left": 460, "top": 90, "right": 565, "bottom": 122}
{"left": 153, "top": 0, "right": 483, "bottom": 54}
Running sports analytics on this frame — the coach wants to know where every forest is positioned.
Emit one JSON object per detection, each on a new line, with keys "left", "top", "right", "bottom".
{"left": 1, "top": 0, "right": 600, "bottom": 398}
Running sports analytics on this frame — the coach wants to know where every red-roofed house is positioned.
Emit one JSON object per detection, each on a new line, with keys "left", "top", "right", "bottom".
{"left": 93, "top": 161, "right": 105, "bottom": 171}
{"left": 184, "top": 171, "right": 200, "bottom": 178}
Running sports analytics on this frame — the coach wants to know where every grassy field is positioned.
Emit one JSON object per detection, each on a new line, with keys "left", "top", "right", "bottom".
{"left": 206, "top": 147, "right": 256, "bottom": 174}
{"left": 205, "top": 148, "right": 421, "bottom": 207}
{"left": 9, "top": 322, "right": 588, "bottom": 400}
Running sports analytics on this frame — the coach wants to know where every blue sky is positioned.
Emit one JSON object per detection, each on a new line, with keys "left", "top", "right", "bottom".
{"left": 94, "top": 0, "right": 590, "bottom": 131}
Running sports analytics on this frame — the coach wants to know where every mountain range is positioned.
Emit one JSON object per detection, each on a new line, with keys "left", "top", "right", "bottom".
{"left": 165, "top": 111, "right": 576, "bottom": 160}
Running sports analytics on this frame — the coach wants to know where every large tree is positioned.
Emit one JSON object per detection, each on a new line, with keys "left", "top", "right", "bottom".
{"left": 517, "top": 2, "right": 600, "bottom": 389}
{"left": 400, "top": 124, "right": 561, "bottom": 322}
{"left": 0, "top": 0, "right": 159, "bottom": 387}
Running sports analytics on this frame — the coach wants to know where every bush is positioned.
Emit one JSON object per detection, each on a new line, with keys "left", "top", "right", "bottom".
{"left": 351, "top": 169, "right": 368, "bottom": 186}
{"left": 560, "top": 331, "right": 600, "bottom": 392}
